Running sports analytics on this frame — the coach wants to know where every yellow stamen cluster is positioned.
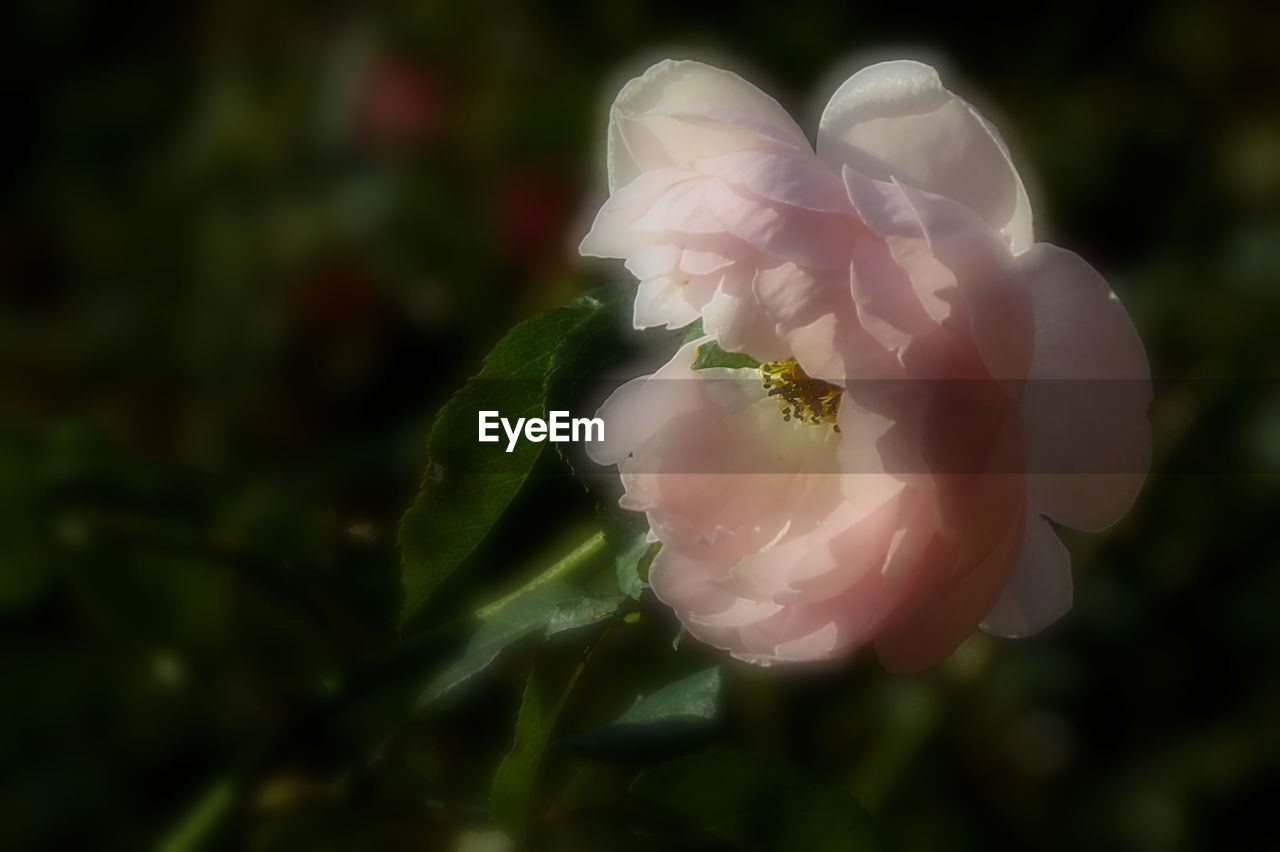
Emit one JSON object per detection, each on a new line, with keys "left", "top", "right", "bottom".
{"left": 759, "top": 358, "right": 842, "bottom": 431}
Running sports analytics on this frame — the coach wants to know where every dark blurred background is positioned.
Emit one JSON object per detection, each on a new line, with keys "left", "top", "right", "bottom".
{"left": 3, "top": 1, "right": 1279, "bottom": 849}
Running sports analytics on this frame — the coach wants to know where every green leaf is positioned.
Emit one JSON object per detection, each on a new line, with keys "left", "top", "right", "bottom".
{"left": 691, "top": 339, "right": 761, "bottom": 371}
{"left": 598, "top": 506, "right": 654, "bottom": 599}
{"left": 546, "top": 589, "right": 626, "bottom": 634}
{"left": 474, "top": 531, "right": 609, "bottom": 620}
{"left": 613, "top": 666, "right": 721, "bottom": 725}
{"left": 622, "top": 540, "right": 659, "bottom": 598}
{"left": 491, "top": 639, "right": 603, "bottom": 841}
{"left": 612, "top": 534, "right": 652, "bottom": 599}
{"left": 543, "top": 289, "right": 622, "bottom": 403}
{"left": 636, "top": 543, "right": 658, "bottom": 585}
{"left": 419, "top": 580, "right": 622, "bottom": 705}
{"left": 490, "top": 670, "right": 558, "bottom": 841}
{"left": 632, "top": 752, "right": 879, "bottom": 852}
{"left": 398, "top": 303, "right": 596, "bottom": 624}
{"left": 560, "top": 667, "right": 721, "bottom": 760}
{"left": 681, "top": 318, "right": 705, "bottom": 345}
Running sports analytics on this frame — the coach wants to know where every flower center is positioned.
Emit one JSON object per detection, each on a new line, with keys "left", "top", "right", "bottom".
{"left": 760, "top": 358, "right": 842, "bottom": 431}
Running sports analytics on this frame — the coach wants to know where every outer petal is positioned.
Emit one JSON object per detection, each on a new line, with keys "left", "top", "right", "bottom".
{"left": 1018, "top": 244, "right": 1152, "bottom": 532}
{"left": 818, "top": 60, "right": 1034, "bottom": 253}
{"left": 873, "top": 505, "right": 1024, "bottom": 673}
{"left": 980, "top": 514, "right": 1072, "bottom": 638}
{"left": 585, "top": 339, "right": 710, "bottom": 468}
{"left": 608, "top": 59, "right": 811, "bottom": 192}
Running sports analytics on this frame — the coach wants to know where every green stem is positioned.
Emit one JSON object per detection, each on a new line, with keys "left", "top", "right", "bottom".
{"left": 475, "top": 530, "right": 607, "bottom": 620}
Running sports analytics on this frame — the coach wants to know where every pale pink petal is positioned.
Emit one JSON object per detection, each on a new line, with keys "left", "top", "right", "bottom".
{"left": 817, "top": 59, "right": 1034, "bottom": 253}
{"left": 632, "top": 276, "right": 703, "bottom": 329}
{"left": 701, "top": 276, "right": 791, "bottom": 362}
{"left": 849, "top": 234, "right": 937, "bottom": 356}
{"left": 630, "top": 437, "right": 846, "bottom": 562}
{"left": 623, "top": 243, "right": 681, "bottom": 280}
{"left": 632, "top": 178, "right": 728, "bottom": 235}
{"left": 768, "top": 622, "right": 841, "bottom": 662}
{"left": 647, "top": 549, "right": 753, "bottom": 625}
{"left": 624, "top": 235, "right": 747, "bottom": 330}
{"left": 727, "top": 488, "right": 905, "bottom": 605}
{"left": 845, "top": 170, "right": 1033, "bottom": 382}
{"left": 608, "top": 59, "right": 811, "bottom": 192}
{"left": 678, "top": 239, "right": 741, "bottom": 275}
{"left": 753, "top": 262, "right": 828, "bottom": 328}
{"left": 580, "top": 169, "right": 698, "bottom": 258}
{"left": 586, "top": 339, "right": 708, "bottom": 467}
{"left": 691, "top": 148, "right": 852, "bottom": 213}
{"left": 700, "top": 180, "right": 857, "bottom": 270}
{"left": 654, "top": 546, "right": 896, "bottom": 666}
{"left": 783, "top": 313, "right": 847, "bottom": 384}
{"left": 688, "top": 596, "right": 786, "bottom": 629}
{"left": 843, "top": 168, "right": 955, "bottom": 325}
{"left": 874, "top": 506, "right": 1024, "bottom": 673}
{"left": 594, "top": 345, "right": 846, "bottom": 562}
{"left": 836, "top": 385, "right": 925, "bottom": 485}
{"left": 652, "top": 485, "right": 929, "bottom": 668}
{"left": 980, "top": 514, "right": 1072, "bottom": 638}
{"left": 1017, "top": 244, "right": 1152, "bottom": 531}
{"left": 733, "top": 536, "right": 933, "bottom": 664}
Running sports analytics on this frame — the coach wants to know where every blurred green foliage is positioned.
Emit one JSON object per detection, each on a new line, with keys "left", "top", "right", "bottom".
{"left": 2, "top": 0, "right": 1279, "bottom": 849}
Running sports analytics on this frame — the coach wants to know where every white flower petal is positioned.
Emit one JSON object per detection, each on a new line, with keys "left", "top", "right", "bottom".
{"left": 687, "top": 596, "right": 785, "bottom": 629}
{"left": 691, "top": 148, "right": 851, "bottom": 213}
{"left": 678, "top": 243, "right": 738, "bottom": 276}
{"left": 818, "top": 59, "right": 1034, "bottom": 253}
{"left": 631, "top": 178, "right": 726, "bottom": 235}
{"left": 844, "top": 170, "right": 1034, "bottom": 381}
{"left": 874, "top": 506, "right": 1024, "bottom": 673}
{"left": 1018, "top": 244, "right": 1152, "bottom": 531}
{"left": 586, "top": 338, "right": 705, "bottom": 467}
{"left": 980, "top": 514, "right": 1072, "bottom": 638}
{"left": 623, "top": 242, "right": 682, "bottom": 280}
{"left": 701, "top": 276, "right": 790, "bottom": 362}
{"left": 579, "top": 168, "right": 697, "bottom": 259}
{"left": 632, "top": 276, "right": 702, "bottom": 329}
{"left": 608, "top": 59, "right": 811, "bottom": 193}
{"left": 770, "top": 621, "right": 840, "bottom": 661}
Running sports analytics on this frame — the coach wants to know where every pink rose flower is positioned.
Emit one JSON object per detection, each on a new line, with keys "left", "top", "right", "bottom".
{"left": 583, "top": 59, "right": 1151, "bottom": 671}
